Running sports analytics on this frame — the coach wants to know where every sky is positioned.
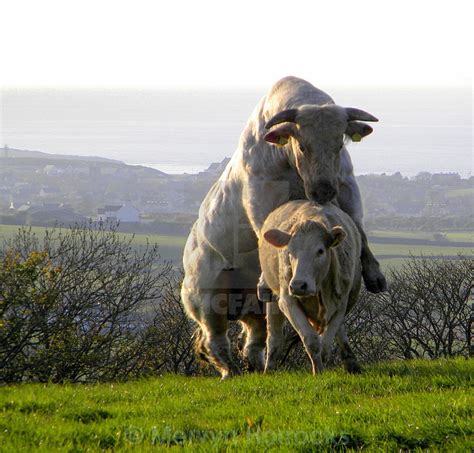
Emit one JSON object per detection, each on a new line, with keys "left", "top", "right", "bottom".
{"left": 1, "top": 0, "right": 472, "bottom": 89}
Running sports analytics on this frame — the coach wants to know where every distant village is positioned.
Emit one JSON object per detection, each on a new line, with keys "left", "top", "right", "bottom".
{"left": 0, "top": 146, "right": 472, "bottom": 234}
{"left": 0, "top": 147, "right": 230, "bottom": 232}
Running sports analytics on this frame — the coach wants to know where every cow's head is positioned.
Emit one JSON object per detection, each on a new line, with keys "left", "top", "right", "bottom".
{"left": 264, "top": 220, "right": 346, "bottom": 297}
{"left": 264, "top": 105, "right": 377, "bottom": 203}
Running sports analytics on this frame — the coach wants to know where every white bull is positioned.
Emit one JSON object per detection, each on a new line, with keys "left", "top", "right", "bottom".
{"left": 181, "top": 76, "right": 385, "bottom": 378}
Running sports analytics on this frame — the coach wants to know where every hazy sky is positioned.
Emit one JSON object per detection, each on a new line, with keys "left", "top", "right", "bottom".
{"left": 1, "top": 0, "right": 472, "bottom": 88}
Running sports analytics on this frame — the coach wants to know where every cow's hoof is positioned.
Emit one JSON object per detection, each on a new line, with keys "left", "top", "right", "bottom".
{"left": 362, "top": 268, "right": 388, "bottom": 293}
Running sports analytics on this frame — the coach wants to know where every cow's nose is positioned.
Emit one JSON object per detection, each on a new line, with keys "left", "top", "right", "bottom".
{"left": 311, "top": 182, "right": 337, "bottom": 204}
{"left": 289, "top": 280, "right": 308, "bottom": 296}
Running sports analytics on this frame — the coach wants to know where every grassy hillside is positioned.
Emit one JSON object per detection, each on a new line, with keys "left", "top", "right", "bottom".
{"left": 0, "top": 359, "right": 472, "bottom": 452}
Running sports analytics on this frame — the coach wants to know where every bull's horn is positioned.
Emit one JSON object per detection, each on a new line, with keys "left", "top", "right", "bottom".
{"left": 345, "top": 107, "right": 378, "bottom": 122}
{"left": 265, "top": 109, "right": 299, "bottom": 129}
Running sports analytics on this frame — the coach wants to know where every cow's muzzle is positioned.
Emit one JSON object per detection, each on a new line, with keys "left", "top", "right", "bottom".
{"left": 289, "top": 280, "right": 316, "bottom": 297}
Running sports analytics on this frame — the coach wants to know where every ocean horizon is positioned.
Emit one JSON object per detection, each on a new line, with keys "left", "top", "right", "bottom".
{"left": 1, "top": 86, "right": 472, "bottom": 177}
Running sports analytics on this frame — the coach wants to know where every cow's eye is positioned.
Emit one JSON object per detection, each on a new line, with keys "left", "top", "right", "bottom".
{"left": 299, "top": 144, "right": 305, "bottom": 152}
{"left": 317, "top": 248, "right": 324, "bottom": 256}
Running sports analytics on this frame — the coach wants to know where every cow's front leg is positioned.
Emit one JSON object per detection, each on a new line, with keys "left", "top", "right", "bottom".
{"left": 337, "top": 166, "right": 387, "bottom": 293}
{"left": 264, "top": 301, "right": 286, "bottom": 372}
{"left": 278, "top": 293, "right": 323, "bottom": 374}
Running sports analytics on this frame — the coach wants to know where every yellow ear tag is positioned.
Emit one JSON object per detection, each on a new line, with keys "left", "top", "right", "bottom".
{"left": 277, "top": 136, "right": 289, "bottom": 146}
{"left": 351, "top": 133, "right": 362, "bottom": 142}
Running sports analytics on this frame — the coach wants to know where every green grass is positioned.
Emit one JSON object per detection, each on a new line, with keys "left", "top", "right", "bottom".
{"left": 0, "top": 359, "right": 472, "bottom": 452}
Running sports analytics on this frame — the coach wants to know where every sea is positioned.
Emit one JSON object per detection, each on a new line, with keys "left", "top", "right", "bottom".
{"left": 1, "top": 86, "right": 472, "bottom": 177}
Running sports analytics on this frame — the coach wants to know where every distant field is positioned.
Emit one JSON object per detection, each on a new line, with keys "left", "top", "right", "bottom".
{"left": 369, "top": 229, "right": 473, "bottom": 242}
{"left": 1, "top": 224, "right": 472, "bottom": 266}
{"left": 371, "top": 242, "right": 473, "bottom": 257}
{"left": 447, "top": 187, "right": 474, "bottom": 198}
{"left": 0, "top": 224, "right": 187, "bottom": 264}
{"left": 0, "top": 359, "right": 471, "bottom": 452}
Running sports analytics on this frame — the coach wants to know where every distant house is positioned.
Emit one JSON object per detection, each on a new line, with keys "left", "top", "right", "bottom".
{"left": 97, "top": 204, "right": 140, "bottom": 223}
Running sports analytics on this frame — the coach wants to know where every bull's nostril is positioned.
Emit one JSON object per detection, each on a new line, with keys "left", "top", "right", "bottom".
{"left": 300, "top": 282, "right": 308, "bottom": 290}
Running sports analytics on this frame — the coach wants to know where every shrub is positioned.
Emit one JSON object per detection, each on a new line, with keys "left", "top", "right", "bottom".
{"left": 0, "top": 223, "right": 174, "bottom": 382}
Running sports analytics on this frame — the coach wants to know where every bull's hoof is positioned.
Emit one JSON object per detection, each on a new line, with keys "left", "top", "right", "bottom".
{"left": 221, "top": 366, "right": 241, "bottom": 380}
{"left": 345, "top": 360, "right": 362, "bottom": 374}
{"left": 362, "top": 268, "right": 388, "bottom": 293}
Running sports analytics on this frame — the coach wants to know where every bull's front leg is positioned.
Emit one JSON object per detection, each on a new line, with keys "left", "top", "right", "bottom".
{"left": 337, "top": 170, "right": 387, "bottom": 293}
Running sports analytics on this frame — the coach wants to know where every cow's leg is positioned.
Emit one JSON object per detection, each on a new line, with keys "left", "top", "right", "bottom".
{"left": 278, "top": 294, "right": 323, "bottom": 374}
{"left": 264, "top": 301, "right": 286, "bottom": 372}
{"left": 320, "top": 309, "right": 346, "bottom": 366}
{"left": 336, "top": 323, "right": 362, "bottom": 374}
{"left": 240, "top": 314, "right": 266, "bottom": 372}
{"left": 337, "top": 164, "right": 387, "bottom": 293}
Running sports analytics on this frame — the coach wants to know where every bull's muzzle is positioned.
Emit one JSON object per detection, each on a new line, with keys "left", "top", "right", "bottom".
{"left": 308, "top": 181, "right": 337, "bottom": 204}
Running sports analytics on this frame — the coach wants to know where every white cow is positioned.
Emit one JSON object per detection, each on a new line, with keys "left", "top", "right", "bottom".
{"left": 182, "top": 76, "right": 385, "bottom": 378}
{"left": 259, "top": 200, "right": 362, "bottom": 374}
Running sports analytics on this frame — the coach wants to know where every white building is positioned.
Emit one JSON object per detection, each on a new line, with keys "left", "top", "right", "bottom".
{"left": 97, "top": 204, "right": 140, "bottom": 223}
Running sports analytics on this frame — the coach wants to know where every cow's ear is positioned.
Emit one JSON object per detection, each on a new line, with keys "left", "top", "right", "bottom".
{"left": 328, "top": 226, "right": 346, "bottom": 248}
{"left": 263, "top": 229, "right": 292, "bottom": 247}
{"left": 264, "top": 124, "right": 297, "bottom": 147}
{"left": 345, "top": 121, "right": 373, "bottom": 142}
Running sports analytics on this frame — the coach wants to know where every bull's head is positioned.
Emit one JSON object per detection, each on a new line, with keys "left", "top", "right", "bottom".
{"left": 264, "top": 220, "right": 346, "bottom": 297}
{"left": 264, "top": 105, "right": 378, "bottom": 203}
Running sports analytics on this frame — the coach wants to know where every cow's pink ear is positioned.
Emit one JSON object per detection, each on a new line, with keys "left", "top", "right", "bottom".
{"left": 264, "top": 124, "right": 296, "bottom": 147}
{"left": 263, "top": 229, "right": 292, "bottom": 248}
{"left": 328, "top": 226, "right": 346, "bottom": 248}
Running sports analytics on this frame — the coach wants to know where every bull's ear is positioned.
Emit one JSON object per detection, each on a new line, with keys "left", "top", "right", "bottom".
{"left": 263, "top": 229, "right": 292, "bottom": 248}
{"left": 346, "top": 121, "right": 373, "bottom": 142}
{"left": 264, "top": 124, "right": 297, "bottom": 147}
{"left": 328, "top": 226, "right": 346, "bottom": 248}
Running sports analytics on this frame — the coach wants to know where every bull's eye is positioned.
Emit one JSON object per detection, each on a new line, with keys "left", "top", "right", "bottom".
{"left": 299, "top": 144, "right": 305, "bottom": 152}
{"left": 317, "top": 248, "right": 324, "bottom": 256}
